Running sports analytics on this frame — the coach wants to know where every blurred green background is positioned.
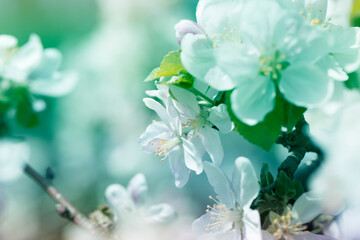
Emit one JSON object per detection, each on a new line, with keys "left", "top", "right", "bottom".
{"left": 0, "top": 0, "right": 285, "bottom": 239}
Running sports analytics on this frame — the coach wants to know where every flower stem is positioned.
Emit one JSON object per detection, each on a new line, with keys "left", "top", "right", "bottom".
{"left": 189, "top": 87, "right": 215, "bottom": 105}
{"left": 23, "top": 164, "right": 116, "bottom": 239}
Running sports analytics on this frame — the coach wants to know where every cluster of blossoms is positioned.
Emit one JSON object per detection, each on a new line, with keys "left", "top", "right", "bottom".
{"left": 139, "top": 0, "right": 360, "bottom": 239}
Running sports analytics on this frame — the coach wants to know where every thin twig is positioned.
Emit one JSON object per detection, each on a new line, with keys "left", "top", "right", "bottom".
{"left": 23, "top": 164, "right": 115, "bottom": 239}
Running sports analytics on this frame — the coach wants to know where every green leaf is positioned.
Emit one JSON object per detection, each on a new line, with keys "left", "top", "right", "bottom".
{"left": 260, "top": 163, "right": 274, "bottom": 188}
{"left": 282, "top": 99, "right": 306, "bottom": 131}
{"left": 145, "top": 50, "right": 185, "bottom": 82}
{"left": 144, "top": 67, "right": 160, "bottom": 82}
{"left": 344, "top": 72, "right": 360, "bottom": 90}
{"left": 293, "top": 180, "right": 304, "bottom": 200}
{"left": 158, "top": 72, "right": 194, "bottom": 89}
{"left": 14, "top": 88, "right": 39, "bottom": 128}
{"left": 227, "top": 93, "right": 306, "bottom": 151}
{"left": 275, "top": 171, "right": 296, "bottom": 201}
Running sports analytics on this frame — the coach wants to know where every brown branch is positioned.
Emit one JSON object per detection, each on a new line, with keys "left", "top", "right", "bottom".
{"left": 23, "top": 164, "right": 116, "bottom": 240}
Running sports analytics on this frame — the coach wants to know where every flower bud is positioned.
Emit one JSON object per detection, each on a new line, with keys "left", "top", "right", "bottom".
{"left": 174, "top": 20, "right": 204, "bottom": 45}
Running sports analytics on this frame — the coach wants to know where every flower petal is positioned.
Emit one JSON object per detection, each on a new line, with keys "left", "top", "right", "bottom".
{"left": 243, "top": 206, "right": 262, "bottom": 240}
{"left": 204, "top": 66, "right": 237, "bottom": 91}
{"left": 105, "top": 184, "right": 134, "bottom": 214}
{"left": 183, "top": 138, "right": 204, "bottom": 174}
{"left": 168, "top": 146, "right": 190, "bottom": 188}
{"left": 199, "top": 126, "right": 224, "bottom": 166}
{"left": 143, "top": 203, "right": 177, "bottom": 223}
{"left": 175, "top": 19, "right": 205, "bottom": 45}
{"left": 232, "top": 157, "right": 260, "bottom": 207}
{"left": 230, "top": 76, "right": 276, "bottom": 126}
{"left": 317, "top": 56, "right": 348, "bottom": 81}
{"left": 293, "top": 232, "right": 336, "bottom": 240}
{"left": 181, "top": 34, "right": 215, "bottom": 81}
{"left": 0, "top": 35, "right": 18, "bottom": 49}
{"left": 291, "top": 192, "right": 323, "bottom": 225}
{"left": 261, "top": 230, "right": 276, "bottom": 240}
{"left": 203, "top": 161, "right": 235, "bottom": 209}
{"left": 143, "top": 98, "right": 172, "bottom": 129}
{"left": 138, "top": 121, "right": 172, "bottom": 153}
{"left": 169, "top": 85, "right": 200, "bottom": 115}
{"left": 127, "top": 173, "right": 148, "bottom": 206}
{"left": 280, "top": 63, "right": 332, "bottom": 107}
{"left": 305, "top": 0, "right": 328, "bottom": 22}
{"left": 192, "top": 211, "right": 233, "bottom": 235}
{"left": 208, "top": 104, "right": 233, "bottom": 133}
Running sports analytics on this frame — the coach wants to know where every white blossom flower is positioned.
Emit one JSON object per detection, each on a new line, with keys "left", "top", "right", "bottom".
{"left": 0, "top": 34, "right": 76, "bottom": 97}
{"left": 105, "top": 173, "right": 176, "bottom": 224}
{"left": 192, "top": 157, "right": 262, "bottom": 240}
{"left": 325, "top": 206, "right": 360, "bottom": 240}
{"left": 180, "top": 0, "right": 334, "bottom": 125}
{"left": 262, "top": 192, "right": 335, "bottom": 240}
{"left": 175, "top": 20, "right": 205, "bottom": 45}
{"left": 279, "top": 0, "right": 360, "bottom": 81}
{"left": 138, "top": 90, "right": 205, "bottom": 188}
{"left": 169, "top": 85, "right": 233, "bottom": 166}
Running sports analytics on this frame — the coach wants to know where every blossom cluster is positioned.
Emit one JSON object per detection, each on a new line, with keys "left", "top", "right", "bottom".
{"left": 138, "top": 0, "right": 360, "bottom": 239}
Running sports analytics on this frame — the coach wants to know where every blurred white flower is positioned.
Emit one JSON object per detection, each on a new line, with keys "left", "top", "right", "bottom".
{"left": 180, "top": 0, "right": 334, "bottom": 125}
{"left": 105, "top": 173, "right": 176, "bottom": 225}
{"left": 174, "top": 20, "right": 205, "bottom": 45}
{"left": 262, "top": 192, "right": 334, "bottom": 240}
{"left": 0, "top": 139, "right": 29, "bottom": 182}
{"left": 1, "top": 34, "right": 76, "bottom": 97}
{"left": 192, "top": 157, "right": 262, "bottom": 240}
{"left": 325, "top": 206, "right": 360, "bottom": 240}
{"left": 309, "top": 90, "right": 360, "bottom": 213}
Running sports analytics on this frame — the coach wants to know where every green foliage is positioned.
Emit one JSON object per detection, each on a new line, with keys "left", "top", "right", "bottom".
{"left": 145, "top": 50, "right": 194, "bottom": 89}
{"left": 0, "top": 84, "right": 40, "bottom": 130}
{"left": 275, "top": 171, "right": 304, "bottom": 202}
{"left": 14, "top": 87, "right": 39, "bottom": 127}
{"left": 227, "top": 94, "right": 306, "bottom": 151}
{"left": 344, "top": 72, "right": 360, "bottom": 90}
{"left": 260, "top": 163, "right": 274, "bottom": 188}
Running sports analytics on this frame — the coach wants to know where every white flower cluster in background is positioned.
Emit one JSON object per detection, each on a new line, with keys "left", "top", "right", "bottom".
{"left": 0, "top": 34, "right": 76, "bottom": 97}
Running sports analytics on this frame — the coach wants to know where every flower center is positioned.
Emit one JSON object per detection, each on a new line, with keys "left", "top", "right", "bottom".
{"left": 210, "top": 21, "right": 242, "bottom": 48}
{"left": 151, "top": 137, "right": 182, "bottom": 162}
{"left": 268, "top": 210, "right": 307, "bottom": 240}
{"left": 182, "top": 111, "right": 210, "bottom": 135}
{"left": 205, "top": 196, "right": 244, "bottom": 232}
{"left": 259, "top": 50, "right": 289, "bottom": 81}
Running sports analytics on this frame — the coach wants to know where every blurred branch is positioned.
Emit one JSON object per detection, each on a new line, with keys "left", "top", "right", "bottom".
{"left": 24, "top": 164, "right": 116, "bottom": 240}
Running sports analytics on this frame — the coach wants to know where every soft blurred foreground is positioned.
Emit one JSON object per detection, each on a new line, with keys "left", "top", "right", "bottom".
{"left": 0, "top": 0, "right": 359, "bottom": 239}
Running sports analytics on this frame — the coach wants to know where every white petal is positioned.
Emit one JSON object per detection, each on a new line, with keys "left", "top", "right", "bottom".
{"left": 204, "top": 66, "right": 237, "bottom": 91}
{"left": 143, "top": 98, "right": 172, "bottom": 129}
{"left": 293, "top": 232, "right": 336, "bottom": 240}
{"left": 105, "top": 184, "right": 134, "bottom": 214}
{"left": 0, "top": 35, "right": 18, "bottom": 49}
{"left": 305, "top": 0, "right": 328, "bottom": 22}
{"left": 230, "top": 76, "right": 276, "bottom": 126}
{"left": 199, "top": 126, "right": 224, "bottom": 166}
{"left": 192, "top": 211, "right": 233, "bottom": 234}
{"left": 169, "top": 85, "right": 200, "bottom": 115}
{"left": 183, "top": 138, "right": 204, "bottom": 174}
{"left": 232, "top": 157, "right": 260, "bottom": 207}
{"left": 280, "top": 63, "right": 332, "bottom": 107}
{"left": 138, "top": 121, "right": 172, "bottom": 153}
{"left": 208, "top": 104, "right": 233, "bottom": 133}
{"left": 168, "top": 146, "right": 190, "bottom": 188}
{"left": 181, "top": 34, "right": 215, "bottom": 81}
{"left": 10, "top": 34, "right": 43, "bottom": 73}
{"left": 29, "top": 48, "right": 62, "bottom": 79}
{"left": 203, "top": 161, "right": 235, "bottom": 209}
{"left": 317, "top": 56, "right": 348, "bottom": 81}
{"left": 127, "top": 173, "right": 148, "bottom": 206}
{"left": 143, "top": 203, "right": 177, "bottom": 223}
{"left": 262, "top": 230, "right": 276, "bottom": 240}
{"left": 217, "top": 42, "right": 260, "bottom": 83}
{"left": 243, "top": 206, "right": 262, "bottom": 240}
{"left": 291, "top": 192, "right": 324, "bottom": 225}
{"left": 30, "top": 72, "right": 77, "bottom": 97}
